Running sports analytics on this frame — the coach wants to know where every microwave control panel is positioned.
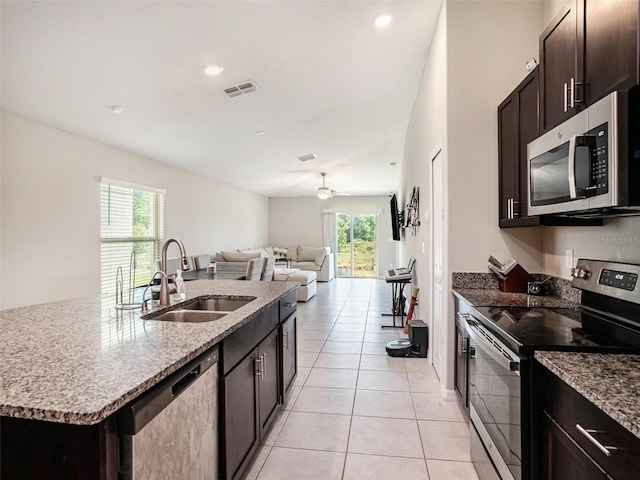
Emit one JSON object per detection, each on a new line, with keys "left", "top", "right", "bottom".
{"left": 589, "top": 123, "right": 609, "bottom": 194}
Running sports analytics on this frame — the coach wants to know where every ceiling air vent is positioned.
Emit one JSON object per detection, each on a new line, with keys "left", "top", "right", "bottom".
{"left": 297, "top": 153, "right": 317, "bottom": 162}
{"left": 223, "top": 81, "right": 258, "bottom": 98}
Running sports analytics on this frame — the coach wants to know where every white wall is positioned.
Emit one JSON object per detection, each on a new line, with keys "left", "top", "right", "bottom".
{"left": 268, "top": 195, "right": 395, "bottom": 277}
{"left": 400, "top": 0, "right": 546, "bottom": 392}
{"left": 1, "top": 111, "right": 268, "bottom": 308}
{"left": 543, "top": 219, "right": 640, "bottom": 278}
{"left": 400, "top": 0, "right": 448, "bottom": 354}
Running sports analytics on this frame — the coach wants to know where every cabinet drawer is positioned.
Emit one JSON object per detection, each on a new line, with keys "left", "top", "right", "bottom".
{"left": 279, "top": 290, "right": 297, "bottom": 320}
{"left": 221, "top": 304, "right": 279, "bottom": 375}
{"left": 544, "top": 369, "right": 640, "bottom": 480}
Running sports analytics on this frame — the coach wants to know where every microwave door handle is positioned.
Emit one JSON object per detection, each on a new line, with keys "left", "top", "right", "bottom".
{"left": 568, "top": 135, "right": 578, "bottom": 199}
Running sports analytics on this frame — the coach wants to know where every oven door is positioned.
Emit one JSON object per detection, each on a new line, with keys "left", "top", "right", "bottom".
{"left": 465, "top": 315, "right": 523, "bottom": 480}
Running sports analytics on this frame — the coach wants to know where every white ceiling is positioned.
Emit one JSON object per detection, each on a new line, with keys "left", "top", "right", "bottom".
{"left": 1, "top": 1, "right": 442, "bottom": 197}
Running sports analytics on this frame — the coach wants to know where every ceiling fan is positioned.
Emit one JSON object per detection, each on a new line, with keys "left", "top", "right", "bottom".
{"left": 314, "top": 172, "right": 351, "bottom": 200}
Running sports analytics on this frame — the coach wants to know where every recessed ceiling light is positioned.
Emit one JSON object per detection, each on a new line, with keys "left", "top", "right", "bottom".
{"left": 255, "top": 130, "right": 265, "bottom": 135}
{"left": 374, "top": 14, "right": 392, "bottom": 28}
{"left": 204, "top": 64, "right": 224, "bottom": 76}
{"left": 111, "top": 106, "right": 123, "bottom": 114}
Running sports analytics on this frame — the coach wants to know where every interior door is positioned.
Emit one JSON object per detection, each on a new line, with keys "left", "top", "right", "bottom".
{"left": 431, "top": 150, "right": 444, "bottom": 377}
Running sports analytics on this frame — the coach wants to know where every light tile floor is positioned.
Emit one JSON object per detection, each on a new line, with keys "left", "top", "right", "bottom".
{"left": 241, "top": 278, "right": 479, "bottom": 480}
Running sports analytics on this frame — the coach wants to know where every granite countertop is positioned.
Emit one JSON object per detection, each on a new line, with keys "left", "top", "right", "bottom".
{"left": 451, "top": 272, "right": 581, "bottom": 308}
{"left": 536, "top": 351, "right": 640, "bottom": 439}
{"left": 0, "top": 279, "right": 297, "bottom": 426}
{"left": 452, "top": 288, "right": 579, "bottom": 309}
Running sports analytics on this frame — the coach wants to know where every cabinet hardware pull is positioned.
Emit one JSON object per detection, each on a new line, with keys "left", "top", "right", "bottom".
{"left": 284, "top": 302, "right": 296, "bottom": 308}
{"left": 457, "top": 334, "right": 468, "bottom": 355}
{"left": 254, "top": 356, "right": 262, "bottom": 377}
{"left": 576, "top": 424, "right": 618, "bottom": 457}
{"left": 284, "top": 332, "right": 289, "bottom": 349}
{"left": 262, "top": 353, "right": 267, "bottom": 379}
{"left": 564, "top": 82, "right": 569, "bottom": 112}
{"left": 570, "top": 77, "right": 575, "bottom": 109}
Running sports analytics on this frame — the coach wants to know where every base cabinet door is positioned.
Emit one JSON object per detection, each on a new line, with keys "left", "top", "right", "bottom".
{"left": 542, "top": 412, "right": 608, "bottom": 480}
{"left": 257, "top": 328, "right": 280, "bottom": 439}
{"left": 222, "top": 352, "right": 259, "bottom": 480}
{"left": 281, "top": 312, "right": 297, "bottom": 401}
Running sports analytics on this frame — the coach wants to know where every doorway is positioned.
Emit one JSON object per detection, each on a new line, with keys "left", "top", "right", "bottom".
{"left": 336, "top": 213, "right": 377, "bottom": 278}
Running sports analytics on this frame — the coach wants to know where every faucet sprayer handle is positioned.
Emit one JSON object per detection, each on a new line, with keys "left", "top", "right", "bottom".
{"left": 181, "top": 255, "right": 190, "bottom": 271}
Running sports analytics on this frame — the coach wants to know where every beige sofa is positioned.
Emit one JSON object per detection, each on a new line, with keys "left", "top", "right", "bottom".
{"left": 215, "top": 245, "right": 335, "bottom": 282}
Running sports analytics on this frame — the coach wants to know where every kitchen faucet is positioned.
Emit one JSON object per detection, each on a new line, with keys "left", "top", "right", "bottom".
{"left": 159, "top": 238, "right": 190, "bottom": 306}
{"left": 140, "top": 271, "right": 167, "bottom": 313}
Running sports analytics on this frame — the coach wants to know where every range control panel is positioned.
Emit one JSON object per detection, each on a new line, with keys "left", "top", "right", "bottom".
{"left": 599, "top": 269, "right": 638, "bottom": 291}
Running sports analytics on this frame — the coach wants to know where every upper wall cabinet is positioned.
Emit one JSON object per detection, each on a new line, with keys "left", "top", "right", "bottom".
{"left": 498, "top": 68, "right": 541, "bottom": 228}
{"left": 539, "top": 0, "right": 639, "bottom": 133}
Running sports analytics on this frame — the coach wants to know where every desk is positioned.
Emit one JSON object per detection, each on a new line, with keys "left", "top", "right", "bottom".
{"left": 381, "top": 276, "right": 412, "bottom": 328}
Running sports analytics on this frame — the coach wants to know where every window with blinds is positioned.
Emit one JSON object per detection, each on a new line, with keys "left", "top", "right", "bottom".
{"left": 100, "top": 179, "right": 165, "bottom": 305}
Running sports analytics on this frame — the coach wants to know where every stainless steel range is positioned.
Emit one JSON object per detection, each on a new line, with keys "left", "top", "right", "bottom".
{"left": 461, "top": 259, "right": 640, "bottom": 480}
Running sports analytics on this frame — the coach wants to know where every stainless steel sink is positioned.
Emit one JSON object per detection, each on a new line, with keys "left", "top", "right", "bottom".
{"left": 143, "top": 296, "right": 256, "bottom": 323}
{"left": 149, "top": 310, "right": 228, "bottom": 323}
{"left": 180, "top": 297, "right": 254, "bottom": 312}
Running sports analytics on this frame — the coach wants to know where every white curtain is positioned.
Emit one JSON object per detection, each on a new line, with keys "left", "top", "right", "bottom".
{"left": 322, "top": 211, "right": 337, "bottom": 259}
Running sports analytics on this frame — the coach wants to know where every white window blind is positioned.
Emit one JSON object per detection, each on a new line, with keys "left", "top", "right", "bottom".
{"left": 100, "top": 180, "right": 165, "bottom": 304}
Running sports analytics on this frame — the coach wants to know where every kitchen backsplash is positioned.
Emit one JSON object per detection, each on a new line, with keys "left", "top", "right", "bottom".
{"left": 452, "top": 272, "right": 581, "bottom": 304}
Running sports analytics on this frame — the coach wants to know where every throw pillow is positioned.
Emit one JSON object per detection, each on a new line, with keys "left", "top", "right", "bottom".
{"left": 220, "top": 251, "right": 262, "bottom": 262}
{"left": 315, "top": 247, "right": 331, "bottom": 266}
{"left": 297, "top": 245, "right": 320, "bottom": 262}
{"left": 273, "top": 247, "right": 288, "bottom": 258}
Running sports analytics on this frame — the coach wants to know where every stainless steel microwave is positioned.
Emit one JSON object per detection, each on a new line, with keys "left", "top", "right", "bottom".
{"left": 527, "top": 89, "right": 640, "bottom": 217}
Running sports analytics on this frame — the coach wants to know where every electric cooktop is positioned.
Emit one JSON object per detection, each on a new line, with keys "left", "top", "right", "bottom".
{"left": 472, "top": 305, "right": 640, "bottom": 354}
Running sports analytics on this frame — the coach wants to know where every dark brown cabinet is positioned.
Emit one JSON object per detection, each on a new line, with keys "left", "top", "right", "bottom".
{"left": 539, "top": 1, "right": 582, "bottom": 132}
{"left": 222, "top": 351, "right": 260, "bottom": 480}
{"left": 498, "top": 68, "right": 541, "bottom": 227}
{"left": 454, "top": 314, "right": 469, "bottom": 411}
{"left": 540, "top": 0, "right": 639, "bottom": 133}
{"left": 1, "top": 416, "right": 118, "bottom": 480}
{"left": 222, "top": 326, "right": 280, "bottom": 480}
{"left": 257, "top": 328, "right": 280, "bottom": 439}
{"left": 453, "top": 296, "right": 471, "bottom": 414}
{"left": 281, "top": 312, "right": 297, "bottom": 401}
{"left": 542, "top": 412, "right": 609, "bottom": 480}
{"left": 538, "top": 364, "right": 640, "bottom": 480}
{"left": 220, "top": 290, "right": 298, "bottom": 480}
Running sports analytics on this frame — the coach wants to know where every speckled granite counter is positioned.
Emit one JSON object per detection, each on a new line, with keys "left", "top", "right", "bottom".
{"left": 452, "top": 272, "right": 580, "bottom": 308}
{"left": 452, "top": 288, "right": 579, "bottom": 308}
{"left": 0, "top": 279, "right": 297, "bottom": 425}
{"left": 536, "top": 351, "right": 640, "bottom": 439}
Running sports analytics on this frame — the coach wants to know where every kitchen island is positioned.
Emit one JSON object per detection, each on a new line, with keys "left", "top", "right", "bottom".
{"left": 0, "top": 279, "right": 298, "bottom": 478}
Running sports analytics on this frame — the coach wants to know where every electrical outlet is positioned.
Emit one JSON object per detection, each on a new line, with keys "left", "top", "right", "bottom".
{"left": 565, "top": 249, "right": 574, "bottom": 268}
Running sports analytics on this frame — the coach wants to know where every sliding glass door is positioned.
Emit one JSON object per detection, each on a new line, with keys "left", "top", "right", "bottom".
{"left": 336, "top": 213, "right": 377, "bottom": 278}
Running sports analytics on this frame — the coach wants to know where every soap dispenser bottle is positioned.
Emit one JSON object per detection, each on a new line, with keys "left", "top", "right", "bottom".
{"left": 175, "top": 269, "right": 186, "bottom": 300}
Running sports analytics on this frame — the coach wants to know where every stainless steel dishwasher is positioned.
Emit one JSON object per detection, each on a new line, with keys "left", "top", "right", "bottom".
{"left": 118, "top": 346, "right": 218, "bottom": 480}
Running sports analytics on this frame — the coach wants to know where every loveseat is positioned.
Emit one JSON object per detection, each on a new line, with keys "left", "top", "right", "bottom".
{"left": 214, "top": 245, "right": 335, "bottom": 282}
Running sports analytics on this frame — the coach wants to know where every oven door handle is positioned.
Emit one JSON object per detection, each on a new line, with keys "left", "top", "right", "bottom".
{"left": 465, "top": 319, "right": 520, "bottom": 375}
